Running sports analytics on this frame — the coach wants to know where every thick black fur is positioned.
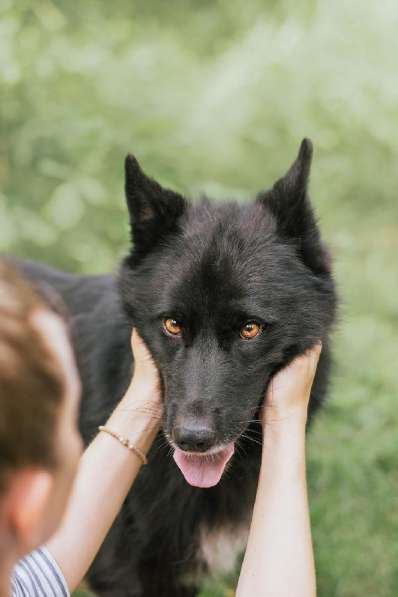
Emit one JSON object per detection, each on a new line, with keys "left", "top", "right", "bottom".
{"left": 11, "top": 139, "right": 337, "bottom": 597}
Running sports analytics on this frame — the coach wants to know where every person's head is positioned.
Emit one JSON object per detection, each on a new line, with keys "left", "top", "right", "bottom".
{"left": 0, "top": 261, "right": 82, "bottom": 561}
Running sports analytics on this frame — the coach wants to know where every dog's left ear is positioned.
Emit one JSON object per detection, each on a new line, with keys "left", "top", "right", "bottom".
{"left": 258, "top": 139, "right": 330, "bottom": 274}
{"left": 124, "top": 154, "right": 186, "bottom": 257}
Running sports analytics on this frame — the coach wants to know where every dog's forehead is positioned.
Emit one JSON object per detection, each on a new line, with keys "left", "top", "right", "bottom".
{"left": 181, "top": 199, "right": 271, "bottom": 238}
{"left": 176, "top": 200, "right": 280, "bottom": 277}
{"left": 159, "top": 243, "right": 244, "bottom": 315}
{"left": 154, "top": 200, "right": 292, "bottom": 317}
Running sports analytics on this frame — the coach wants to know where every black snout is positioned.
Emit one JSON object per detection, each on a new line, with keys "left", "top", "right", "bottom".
{"left": 173, "top": 419, "right": 216, "bottom": 453}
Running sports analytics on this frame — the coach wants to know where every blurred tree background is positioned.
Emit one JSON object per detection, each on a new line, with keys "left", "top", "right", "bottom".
{"left": 1, "top": 1, "right": 398, "bottom": 596}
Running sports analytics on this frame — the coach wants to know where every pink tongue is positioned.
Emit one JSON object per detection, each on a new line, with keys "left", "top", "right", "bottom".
{"left": 173, "top": 443, "right": 235, "bottom": 488}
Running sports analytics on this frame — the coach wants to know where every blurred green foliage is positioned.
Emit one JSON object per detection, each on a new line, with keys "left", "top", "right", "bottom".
{"left": 1, "top": 1, "right": 397, "bottom": 596}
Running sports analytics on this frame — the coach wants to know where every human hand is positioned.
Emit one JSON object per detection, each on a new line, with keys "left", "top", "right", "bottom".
{"left": 130, "top": 329, "right": 160, "bottom": 389}
{"left": 262, "top": 343, "right": 322, "bottom": 427}
{"left": 123, "top": 329, "right": 163, "bottom": 420}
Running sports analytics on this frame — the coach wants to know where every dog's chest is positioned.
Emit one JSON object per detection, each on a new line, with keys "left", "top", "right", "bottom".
{"left": 180, "top": 522, "right": 249, "bottom": 588}
{"left": 198, "top": 522, "right": 249, "bottom": 576}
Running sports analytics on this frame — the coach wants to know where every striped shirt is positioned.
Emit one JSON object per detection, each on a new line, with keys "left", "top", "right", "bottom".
{"left": 11, "top": 547, "right": 69, "bottom": 596}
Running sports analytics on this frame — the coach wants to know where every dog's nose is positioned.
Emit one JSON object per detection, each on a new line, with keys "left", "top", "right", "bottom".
{"left": 174, "top": 421, "right": 216, "bottom": 453}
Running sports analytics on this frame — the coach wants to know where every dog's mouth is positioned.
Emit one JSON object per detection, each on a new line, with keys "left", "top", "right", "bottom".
{"left": 173, "top": 443, "right": 235, "bottom": 488}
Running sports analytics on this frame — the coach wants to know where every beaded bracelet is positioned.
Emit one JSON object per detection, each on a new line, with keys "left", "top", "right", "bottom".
{"left": 98, "top": 425, "right": 148, "bottom": 465}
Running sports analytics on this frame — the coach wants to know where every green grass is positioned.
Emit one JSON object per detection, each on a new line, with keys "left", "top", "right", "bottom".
{"left": 1, "top": 1, "right": 397, "bottom": 595}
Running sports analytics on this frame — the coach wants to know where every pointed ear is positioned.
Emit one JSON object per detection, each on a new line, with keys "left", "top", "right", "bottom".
{"left": 258, "top": 139, "right": 330, "bottom": 274}
{"left": 124, "top": 154, "right": 186, "bottom": 257}
{"left": 262, "top": 138, "right": 313, "bottom": 237}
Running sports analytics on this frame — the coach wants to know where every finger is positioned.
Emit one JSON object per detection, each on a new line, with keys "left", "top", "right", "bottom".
{"left": 265, "top": 342, "right": 322, "bottom": 398}
{"left": 131, "top": 328, "right": 159, "bottom": 378}
{"left": 287, "top": 341, "right": 322, "bottom": 375}
{"left": 303, "top": 341, "right": 323, "bottom": 377}
{"left": 309, "top": 340, "right": 322, "bottom": 359}
{"left": 131, "top": 328, "right": 154, "bottom": 362}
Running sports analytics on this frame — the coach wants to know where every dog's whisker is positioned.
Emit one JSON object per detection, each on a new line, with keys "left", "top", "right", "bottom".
{"left": 151, "top": 436, "right": 172, "bottom": 457}
{"left": 235, "top": 441, "right": 247, "bottom": 460}
{"left": 242, "top": 428, "right": 263, "bottom": 437}
{"left": 233, "top": 419, "right": 263, "bottom": 426}
{"left": 240, "top": 433, "right": 263, "bottom": 447}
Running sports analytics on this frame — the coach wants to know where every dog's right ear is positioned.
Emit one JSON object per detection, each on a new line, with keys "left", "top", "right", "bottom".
{"left": 124, "top": 155, "right": 186, "bottom": 256}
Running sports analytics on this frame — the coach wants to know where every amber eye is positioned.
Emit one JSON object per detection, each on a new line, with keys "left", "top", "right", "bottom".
{"left": 163, "top": 318, "right": 183, "bottom": 336}
{"left": 240, "top": 321, "right": 262, "bottom": 340}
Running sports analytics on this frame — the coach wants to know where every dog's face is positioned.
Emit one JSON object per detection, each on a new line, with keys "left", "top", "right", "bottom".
{"left": 119, "top": 139, "right": 336, "bottom": 488}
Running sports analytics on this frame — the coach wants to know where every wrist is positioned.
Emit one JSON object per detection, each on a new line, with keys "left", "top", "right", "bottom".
{"left": 105, "top": 407, "right": 161, "bottom": 455}
{"left": 105, "top": 381, "right": 163, "bottom": 451}
{"left": 262, "top": 404, "right": 308, "bottom": 428}
{"left": 126, "top": 376, "right": 160, "bottom": 399}
{"left": 261, "top": 417, "right": 308, "bottom": 480}
{"left": 263, "top": 414, "right": 307, "bottom": 449}
{"left": 121, "top": 380, "right": 162, "bottom": 417}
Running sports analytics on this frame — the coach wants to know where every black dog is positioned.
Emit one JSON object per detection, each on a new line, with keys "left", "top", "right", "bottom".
{"left": 14, "top": 138, "right": 337, "bottom": 596}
